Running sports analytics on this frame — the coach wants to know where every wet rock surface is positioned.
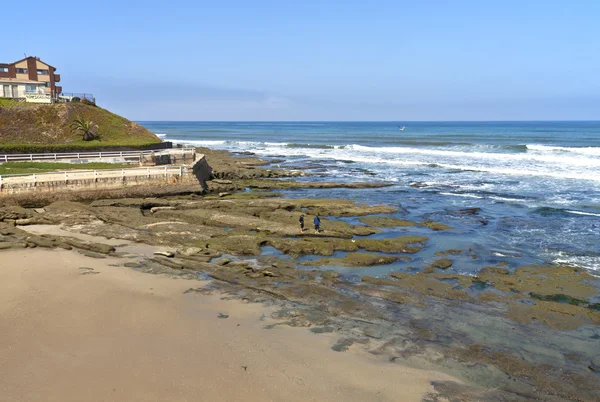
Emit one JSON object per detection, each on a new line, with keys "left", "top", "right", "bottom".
{"left": 0, "top": 148, "right": 599, "bottom": 401}
{"left": 429, "top": 258, "right": 453, "bottom": 270}
{"left": 300, "top": 252, "right": 405, "bottom": 267}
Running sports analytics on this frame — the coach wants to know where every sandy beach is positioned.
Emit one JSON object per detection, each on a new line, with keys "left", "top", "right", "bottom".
{"left": 0, "top": 248, "right": 455, "bottom": 402}
{"left": 0, "top": 147, "right": 597, "bottom": 401}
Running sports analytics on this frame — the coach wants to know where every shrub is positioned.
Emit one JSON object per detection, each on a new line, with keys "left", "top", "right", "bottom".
{"left": 71, "top": 97, "right": 81, "bottom": 103}
{"left": 70, "top": 116, "right": 99, "bottom": 141}
{"left": 81, "top": 98, "right": 96, "bottom": 106}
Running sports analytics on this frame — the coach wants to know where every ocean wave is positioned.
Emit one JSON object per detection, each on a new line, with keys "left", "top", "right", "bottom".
{"left": 193, "top": 129, "right": 238, "bottom": 133}
{"left": 388, "top": 140, "right": 474, "bottom": 147}
{"left": 164, "top": 139, "right": 600, "bottom": 182}
{"left": 317, "top": 150, "right": 600, "bottom": 182}
{"left": 533, "top": 207, "right": 600, "bottom": 217}
{"left": 439, "top": 192, "right": 484, "bottom": 199}
{"left": 527, "top": 144, "right": 600, "bottom": 156}
{"left": 479, "top": 144, "right": 528, "bottom": 152}
{"left": 552, "top": 255, "right": 600, "bottom": 271}
{"left": 285, "top": 143, "right": 336, "bottom": 149}
{"left": 154, "top": 133, "right": 168, "bottom": 138}
{"left": 565, "top": 210, "right": 600, "bottom": 217}
{"left": 169, "top": 139, "right": 226, "bottom": 146}
{"left": 346, "top": 144, "right": 600, "bottom": 167}
{"left": 252, "top": 148, "right": 600, "bottom": 181}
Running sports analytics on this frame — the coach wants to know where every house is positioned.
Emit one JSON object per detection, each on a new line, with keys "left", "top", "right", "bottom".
{"left": 0, "top": 56, "right": 62, "bottom": 103}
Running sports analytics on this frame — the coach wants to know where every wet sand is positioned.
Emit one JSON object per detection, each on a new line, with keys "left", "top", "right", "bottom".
{"left": 0, "top": 248, "right": 456, "bottom": 402}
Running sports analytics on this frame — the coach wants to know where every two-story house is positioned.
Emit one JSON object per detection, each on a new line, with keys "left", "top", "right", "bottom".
{"left": 0, "top": 56, "right": 62, "bottom": 103}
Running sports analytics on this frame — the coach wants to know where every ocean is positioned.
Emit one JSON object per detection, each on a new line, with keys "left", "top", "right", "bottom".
{"left": 139, "top": 121, "right": 600, "bottom": 275}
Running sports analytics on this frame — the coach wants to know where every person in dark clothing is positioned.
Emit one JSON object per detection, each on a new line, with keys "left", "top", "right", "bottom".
{"left": 314, "top": 214, "right": 321, "bottom": 234}
{"left": 299, "top": 215, "right": 305, "bottom": 232}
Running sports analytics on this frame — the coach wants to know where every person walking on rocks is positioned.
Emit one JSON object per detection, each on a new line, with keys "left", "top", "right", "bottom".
{"left": 299, "top": 214, "right": 305, "bottom": 232}
{"left": 314, "top": 214, "right": 321, "bottom": 234}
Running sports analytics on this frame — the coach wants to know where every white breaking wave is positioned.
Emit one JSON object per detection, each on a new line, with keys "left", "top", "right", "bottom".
{"left": 553, "top": 255, "right": 600, "bottom": 271}
{"left": 170, "top": 139, "right": 227, "bottom": 146}
{"left": 489, "top": 196, "right": 531, "bottom": 203}
{"left": 439, "top": 192, "right": 484, "bottom": 199}
{"left": 155, "top": 133, "right": 168, "bottom": 139}
{"left": 527, "top": 144, "right": 600, "bottom": 156}
{"left": 347, "top": 144, "right": 600, "bottom": 167}
{"left": 565, "top": 210, "right": 600, "bottom": 217}
{"left": 165, "top": 139, "right": 600, "bottom": 183}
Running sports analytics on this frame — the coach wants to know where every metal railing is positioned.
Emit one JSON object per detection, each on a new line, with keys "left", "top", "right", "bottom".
{"left": 0, "top": 165, "right": 189, "bottom": 189}
{"left": 58, "top": 92, "right": 95, "bottom": 100}
{"left": 0, "top": 147, "right": 195, "bottom": 162}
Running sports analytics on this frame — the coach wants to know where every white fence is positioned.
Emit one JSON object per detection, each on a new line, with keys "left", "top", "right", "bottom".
{"left": 0, "top": 147, "right": 195, "bottom": 162}
{"left": 0, "top": 165, "right": 189, "bottom": 189}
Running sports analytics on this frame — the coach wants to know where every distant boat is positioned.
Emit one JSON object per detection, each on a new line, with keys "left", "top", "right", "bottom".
{"left": 398, "top": 126, "right": 406, "bottom": 131}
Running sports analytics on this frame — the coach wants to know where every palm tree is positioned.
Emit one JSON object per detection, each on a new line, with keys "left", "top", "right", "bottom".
{"left": 70, "top": 116, "right": 99, "bottom": 141}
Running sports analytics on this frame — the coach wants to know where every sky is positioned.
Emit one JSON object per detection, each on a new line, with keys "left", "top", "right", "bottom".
{"left": 3, "top": 0, "right": 600, "bottom": 121}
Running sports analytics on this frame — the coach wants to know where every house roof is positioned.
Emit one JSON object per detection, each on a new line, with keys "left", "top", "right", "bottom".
{"left": 7, "top": 56, "right": 56, "bottom": 70}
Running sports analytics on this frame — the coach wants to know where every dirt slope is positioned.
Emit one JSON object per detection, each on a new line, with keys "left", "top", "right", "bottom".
{"left": 0, "top": 102, "right": 160, "bottom": 151}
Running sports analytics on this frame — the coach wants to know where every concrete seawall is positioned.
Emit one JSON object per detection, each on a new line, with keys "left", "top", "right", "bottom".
{"left": 0, "top": 154, "right": 210, "bottom": 196}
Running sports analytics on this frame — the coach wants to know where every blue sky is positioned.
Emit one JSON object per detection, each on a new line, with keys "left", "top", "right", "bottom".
{"left": 3, "top": 0, "right": 600, "bottom": 120}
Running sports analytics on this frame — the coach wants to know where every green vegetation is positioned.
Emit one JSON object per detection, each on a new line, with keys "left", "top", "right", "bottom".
{"left": 429, "top": 258, "right": 453, "bottom": 270}
{"left": 0, "top": 99, "right": 20, "bottom": 108}
{"left": 69, "top": 116, "right": 99, "bottom": 141}
{"left": 358, "top": 216, "right": 419, "bottom": 227}
{"left": 422, "top": 220, "right": 452, "bottom": 231}
{"left": 0, "top": 162, "right": 132, "bottom": 175}
{"left": 358, "top": 216, "right": 453, "bottom": 231}
{"left": 301, "top": 253, "right": 402, "bottom": 267}
{"left": 203, "top": 191, "right": 282, "bottom": 200}
{"left": 0, "top": 103, "right": 161, "bottom": 153}
{"left": 530, "top": 292, "right": 587, "bottom": 306}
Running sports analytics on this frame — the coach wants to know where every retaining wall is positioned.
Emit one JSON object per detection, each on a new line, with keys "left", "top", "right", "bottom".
{"left": 0, "top": 155, "right": 209, "bottom": 196}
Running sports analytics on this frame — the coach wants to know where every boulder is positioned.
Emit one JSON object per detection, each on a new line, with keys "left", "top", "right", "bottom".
{"left": 421, "top": 220, "right": 452, "bottom": 231}
{"left": 458, "top": 208, "right": 481, "bottom": 215}
{"left": 178, "top": 247, "right": 203, "bottom": 256}
{"left": 430, "top": 259, "right": 453, "bottom": 270}
{"left": 153, "top": 251, "right": 175, "bottom": 258}
{"left": 216, "top": 258, "right": 231, "bottom": 266}
{"left": 150, "top": 206, "right": 176, "bottom": 213}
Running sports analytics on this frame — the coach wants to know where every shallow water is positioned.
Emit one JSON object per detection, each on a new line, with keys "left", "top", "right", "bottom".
{"left": 141, "top": 121, "right": 600, "bottom": 273}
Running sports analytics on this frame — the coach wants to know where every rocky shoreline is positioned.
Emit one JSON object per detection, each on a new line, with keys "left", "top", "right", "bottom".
{"left": 1, "top": 147, "right": 599, "bottom": 401}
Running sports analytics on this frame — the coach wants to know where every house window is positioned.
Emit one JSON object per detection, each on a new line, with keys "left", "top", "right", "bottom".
{"left": 37, "top": 69, "right": 49, "bottom": 75}
{"left": 0, "top": 67, "right": 8, "bottom": 73}
{"left": 45, "top": 82, "right": 50, "bottom": 87}
{"left": 16, "top": 68, "right": 28, "bottom": 74}
{"left": 26, "top": 85, "right": 38, "bottom": 94}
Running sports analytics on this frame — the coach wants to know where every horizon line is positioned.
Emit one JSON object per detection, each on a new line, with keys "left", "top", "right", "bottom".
{"left": 135, "top": 119, "right": 600, "bottom": 123}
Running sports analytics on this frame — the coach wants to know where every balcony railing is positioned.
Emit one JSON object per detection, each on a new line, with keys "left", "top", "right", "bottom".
{"left": 57, "top": 92, "right": 96, "bottom": 104}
